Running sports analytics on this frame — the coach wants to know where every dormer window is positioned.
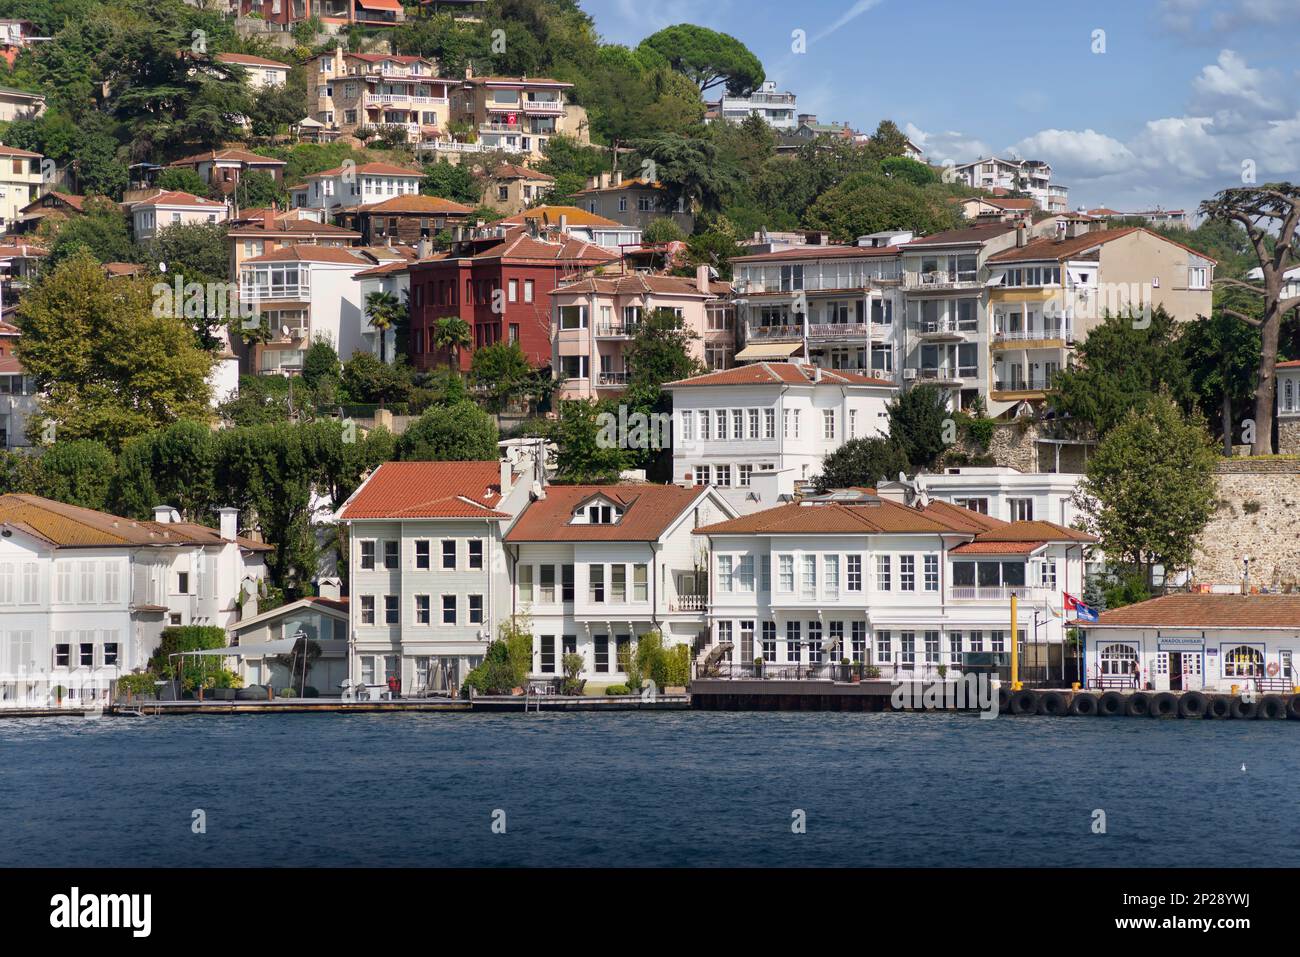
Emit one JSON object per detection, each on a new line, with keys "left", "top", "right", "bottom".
{"left": 572, "top": 495, "right": 625, "bottom": 525}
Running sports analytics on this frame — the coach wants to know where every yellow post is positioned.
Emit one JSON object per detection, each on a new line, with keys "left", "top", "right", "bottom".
{"left": 1010, "top": 593, "right": 1021, "bottom": 691}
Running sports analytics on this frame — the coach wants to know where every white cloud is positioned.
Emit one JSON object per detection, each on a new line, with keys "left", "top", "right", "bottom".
{"left": 903, "top": 122, "right": 991, "bottom": 167}
{"left": 1010, "top": 129, "right": 1138, "bottom": 179}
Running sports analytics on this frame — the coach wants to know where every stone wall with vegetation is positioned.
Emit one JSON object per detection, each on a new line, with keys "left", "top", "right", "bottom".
{"left": 1193, "top": 459, "right": 1300, "bottom": 589}
{"left": 941, "top": 419, "right": 1090, "bottom": 474}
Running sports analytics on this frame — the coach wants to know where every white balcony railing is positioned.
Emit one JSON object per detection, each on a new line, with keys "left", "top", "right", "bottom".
{"left": 240, "top": 285, "right": 310, "bottom": 303}
{"left": 949, "top": 585, "right": 1045, "bottom": 602}
{"left": 905, "top": 271, "right": 981, "bottom": 290}
{"left": 596, "top": 371, "right": 629, "bottom": 386}
{"left": 521, "top": 99, "right": 564, "bottom": 113}
{"left": 992, "top": 327, "right": 1070, "bottom": 342}
{"left": 594, "top": 322, "right": 637, "bottom": 338}
{"left": 671, "top": 594, "right": 706, "bottom": 612}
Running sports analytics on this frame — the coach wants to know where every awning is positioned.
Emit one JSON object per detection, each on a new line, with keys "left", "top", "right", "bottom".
{"left": 173, "top": 638, "right": 303, "bottom": 659}
{"left": 735, "top": 341, "right": 802, "bottom": 360}
{"left": 984, "top": 272, "right": 1004, "bottom": 287}
{"left": 356, "top": 0, "right": 402, "bottom": 8}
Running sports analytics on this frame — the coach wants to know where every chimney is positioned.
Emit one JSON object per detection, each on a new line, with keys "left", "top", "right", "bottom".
{"left": 464, "top": 64, "right": 472, "bottom": 80}
{"left": 696, "top": 263, "right": 710, "bottom": 294}
{"left": 1016, "top": 223, "right": 1027, "bottom": 247}
{"left": 559, "top": 213, "right": 567, "bottom": 233}
{"left": 153, "top": 506, "right": 178, "bottom": 524}
{"left": 218, "top": 507, "right": 239, "bottom": 541}
{"left": 315, "top": 577, "right": 341, "bottom": 601}
{"left": 500, "top": 457, "right": 513, "bottom": 498}
{"left": 613, "top": 170, "right": 623, "bottom": 186}
{"left": 599, "top": 171, "right": 611, "bottom": 189}
{"left": 418, "top": 235, "right": 432, "bottom": 258}
{"left": 586, "top": 175, "right": 597, "bottom": 190}
{"left": 262, "top": 208, "right": 276, "bottom": 231}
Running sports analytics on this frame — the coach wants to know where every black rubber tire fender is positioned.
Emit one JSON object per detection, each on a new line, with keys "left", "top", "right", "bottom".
{"left": 1178, "top": 691, "right": 1208, "bottom": 718}
{"left": 1010, "top": 690, "right": 1038, "bottom": 715}
{"left": 1259, "top": 695, "right": 1287, "bottom": 720}
{"left": 1069, "top": 693, "right": 1099, "bottom": 716}
{"left": 1229, "top": 696, "right": 1257, "bottom": 720}
{"left": 1036, "top": 690, "right": 1068, "bottom": 716}
{"left": 1098, "top": 691, "right": 1125, "bottom": 716}
{"left": 1125, "top": 692, "right": 1150, "bottom": 717}
{"left": 1149, "top": 692, "right": 1178, "bottom": 718}
{"left": 1206, "top": 695, "right": 1231, "bottom": 719}
{"left": 1288, "top": 695, "right": 1300, "bottom": 720}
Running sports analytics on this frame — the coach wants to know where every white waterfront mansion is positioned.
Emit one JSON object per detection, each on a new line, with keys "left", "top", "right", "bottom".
{"left": 0, "top": 495, "right": 269, "bottom": 708}
{"left": 694, "top": 488, "right": 1094, "bottom": 680}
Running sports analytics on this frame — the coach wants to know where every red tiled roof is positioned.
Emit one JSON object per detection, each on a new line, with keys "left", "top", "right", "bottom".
{"left": 242, "top": 246, "right": 369, "bottom": 265}
{"left": 492, "top": 164, "right": 554, "bottom": 181}
{"left": 132, "top": 190, "right": 227, "bottom": 209}
{"left": 339, "top": 461, "right": 508, "bottom": 520}
{"left": 505, "top": 484, "right": 705, "bottom": 542}
{"left": 970, "top": 197, "right": 1035, "bottom": 210}
{"left": 695, "top": 499, "right": 959, "bottom": 536}
{"left": 354, "top": 260, "right": 412, "bottom": 278}
{"left": 446, "top": 229, "right": 617, "bottom": 265}
{"left": 905, "top": 223, "right": 1017, "bottom": 246}
{"left": 666, "top": 362, "right": 895, "bottom": 389}
{"left": 1277, "top": 359, "right": 1300, "bottom": 368}
{"left": 216, "top": 52, "right": 291, "bottom": 68}
{"left": 1082, "top": 594, "right": 1300, "bottom": 629}
{"left": 950, "top": 540, "right": 1044, "bottom": 555}
{"left": 0, "top": 494, "right": 271, "bottom": 550}
{"left": 971, "top": 520, "right": 1095, "bottom": 543}
{"left": 227, "top": 219, "right": 360, "bottom": 238}
{"left": 355, "top": 194, "right": 473, "bottom": 215}
{"left": 554, "top": 273, "right": 720, "bottom": 298}
{"left": 987, "top": 228, "right": 1138, "bottom": 263}
{"left": 465, "top": 75, "right": 571, "bottom": 88}
{"left": 0, "top": 144, "right": 41, "bottom": 158}
{"left": 499, "top": 205, "right": 623, "bottom": 228}
{"left": 169, "top": 148, "right": 285, "bottom": 167}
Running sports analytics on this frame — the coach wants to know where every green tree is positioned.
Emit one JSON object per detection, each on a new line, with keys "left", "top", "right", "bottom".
{"left": 863, "top": 119, "right": 912, "bottom": 161}
{"left": 470, "top": 341, "right": 532, "bottom": 412}
{"left": 302, "top": 337, "right": 341, "bottom": 394}
{"left": 642, "top": 217, "right": 686, "bottom": 244}
{"left": 46, "top": 196, "right": 132, "bottom": 266}
{"left": 637, "top": 24, "right": 763, "bottom": 96}
{"left": 420, "top": 159, "right": 482, "bottom": 205}
{"left": 397, "top": 402, "right": 499, "bottom": 461}
{"left": 880, "top": 155, "right": 936, "bottom": 186}
{"left": 235, "top": 170, "right": 289, "bottom": 211}
{"left": 813, "top": 437, "right": 911, "bottom": 493}
{"left": 34, "top": 439, "right": 115, "bottom": 510}
{"left": 432, "top": 316, "right": 472, "bottom": 374}
{"left": 139, "top": 221, "right": 229, "bottom": 284}
{"left": 1074, "top": 393, "right": 1217, "bottom": 588}
{"left": 1178, "top": 300, "right": 1261, "bottom": 453}
{"left": 803, "top": 171, "right": 958, "bottom": 241}
{"left": 624, "top": 307, "right": 703, "bottom": 413}
{"left": 364, "top": 290, "right": 404, "bottom": 365}
{"left": 109, "top": 419, "right": 217, "bottom": 520}
{"left": 887, "top": 385, "right": 949, "bottom": 471}
{"left": 632, "top": 133, "right": 739, "bottom": 213}
{"left": 156, "top": 166, "right": 209, "bottom": 197}
{"left": 18, "top": 251, "right": 214, "bottom": 450}
{"left": 1050, "top": 306, "right": 1194, "bottom": 434}
{"left": 249, "top": 74, "right": 307, "bottom": 139}
{"left": 546, "top": 399, "right": 631, "bottom": 483}
{"left": 340, "top": 352, "right": 411, "bottom": 408}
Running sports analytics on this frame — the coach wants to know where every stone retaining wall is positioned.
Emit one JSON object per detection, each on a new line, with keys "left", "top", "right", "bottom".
{"left": 1193, "top": 460, "right": 1300, "bottom": 589}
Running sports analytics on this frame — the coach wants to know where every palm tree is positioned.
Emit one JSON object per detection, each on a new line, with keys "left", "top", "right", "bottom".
{"left": 364, "top": 290, "right": 403, "bottom": 365}
{"left": 433, "top": 316, "right": 472, "bottom": 375}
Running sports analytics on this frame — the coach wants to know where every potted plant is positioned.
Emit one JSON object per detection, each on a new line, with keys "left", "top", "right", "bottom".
{"left": 754, "top": 656, "right": 764, "bottom": 678}
{"left": 849, "top": 660, "right": 862, "bottom": 684}
{"left": 937, "top": 664, "right": 948, "bottom": 681}
{"left": 841, "top": 657, "right": 852, "bottom": 682}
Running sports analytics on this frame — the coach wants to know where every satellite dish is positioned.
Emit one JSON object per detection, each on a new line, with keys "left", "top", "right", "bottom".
{"left": 158, "top": 262, "right": 167, "bottom": 273}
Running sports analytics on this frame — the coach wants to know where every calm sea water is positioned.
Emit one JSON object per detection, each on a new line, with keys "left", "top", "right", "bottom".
{"left": 0, "top": 711, "right": 1293, "bottom": 867}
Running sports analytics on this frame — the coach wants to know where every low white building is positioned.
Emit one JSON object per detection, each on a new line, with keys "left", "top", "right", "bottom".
{"left": 504, "top": 483, "right": 736, "bottom": 685}
{"left": 0, "top": 495, "right": 269, "bottom": 707}
{"left": 1075, "top": 594, "right": 1300, "bottom": 693}
{"left": 695, "top": 489, "right": 1095, "bottom": 680}
{"left": 128, "top": 190, "right": 229, "bottom": 242}
{"left": 894, "top": 466, "right": 1085, "bottom": 526}
{"left": 296, "top": 162, "right": 423, "bottom": 214}
{"left": 335, "top": 448, "right": 543, "bottom": 696}
{"left": 228, "top": 595, "right": 350, "bottom": 693}
{"left": 664, "top": 362, "right": 897, "bottom": 514}
{"left": 353, "top": 259, "right": 410, "bottom": 362}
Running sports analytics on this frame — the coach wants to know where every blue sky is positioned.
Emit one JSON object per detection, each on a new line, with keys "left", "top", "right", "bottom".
{"left": 583, "top": 0, "right": 1300, "bottom": 217}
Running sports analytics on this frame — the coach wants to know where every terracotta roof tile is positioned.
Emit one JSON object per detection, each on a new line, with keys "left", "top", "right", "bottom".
{"left": 216, "top": 52, "right": 291, "bottom": 68}
{"left": 355, "top": 194, "right": 473, "bottom": 215}
{"left": 505, "top": 484, "right": 704, "bottom": 542}
{"left": 950, "top": 540, "right": 1044, "bottom": 554}
{"left": 695, "top": 499, "right": 960, "bottom": 536}
{"left": 905, "top": 223, "right": 1017, "bottom": 246}
{"left": 1082, "top": 594, "right": 1300, "bottom": 629}
{"left": 987, "top": 228, "right": 1138, "bottom": 264}
{"left": 338, "top": 461, "right": 508, "bottom": 520}
{"left": 499, "top": 205, "right": 623, "bottom": 228}
{"left": 169, "top": 148, "right": 285, "bottom": 167}
{"left": 242, "top": 246, "right": 369, "bottom": 265}
{"left": 0, "top": 494, "right": 270, "bottom": 550}
{"left": 732, "top": 244, "right": 901, "bottom": 263}
{"left": 305, "top": 162, "right": 423, "bottom": 179}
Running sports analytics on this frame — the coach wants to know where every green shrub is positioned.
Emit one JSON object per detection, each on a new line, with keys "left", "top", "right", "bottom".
{"left": 117, "top": 672, "right": 157, "bottom": 696}
{"left": 662, "top": 644, "right": 691, "bottom": 686}
{"left": 605, "top": 684, "right": 631, "bottom": 696}
{"left": 561, "top": 652, "right": 584, "bottom": 695}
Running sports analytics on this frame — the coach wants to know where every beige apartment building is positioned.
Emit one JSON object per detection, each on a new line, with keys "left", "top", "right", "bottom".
{"left": 571, "top": 173, "right": 694, "bottom": 234}
{"left": 307, "top": 50, "right": 451, "bottom": 144}
{"left": 481, "top": 163, "right": 555, "bottom": 216}
{"left": 982, "top": 224, "right": 1215, "bottom": 408}
{"left": 450, "top": 72, "right": 588, "bottom": 161}
{"left": 0, "top": 144, "right": 43, "bottom": 232}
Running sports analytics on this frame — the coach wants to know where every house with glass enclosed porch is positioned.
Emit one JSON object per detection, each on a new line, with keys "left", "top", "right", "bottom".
{"left": 503, "top": 483, "right": 736, "bottom": 686}
{"left": 1074, "top": 594, "right": 1300, "bottom": 693}
{"left": 693, "top": 489, "right": 1094, "bottom": 680}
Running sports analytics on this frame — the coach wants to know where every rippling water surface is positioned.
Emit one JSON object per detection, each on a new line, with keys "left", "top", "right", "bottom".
{"left": 0, "top": 711, "right": 1291, "bottom": 867}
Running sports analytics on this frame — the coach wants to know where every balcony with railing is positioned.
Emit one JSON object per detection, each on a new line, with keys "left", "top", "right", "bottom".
{"left": 991, "top": 325, "right": 1071, "bottom": 346}
{"left": 747, "top": 323, "right": 803, "bottom": 342}
{"left": 670, "top": 593, "right": 706, "bottom": 612}
{"left": 949, "top": 585, "right": 1046, "bottom": 602}
{"left": 916, "top": 318, "right": 975, "bottom": 341}
{"left": 992, "top": 376, "right": 1053, "bottom": 393}
{"left": 596, "top": 371, "right": 629, "bottom": 387}
{"left": 239, "top": 282, "right": 310, "bottom": 304}
{"left": 369, "top": 92, "right": 449, "bottom": 105}
{"left": 521, "top": 97, "right": 564, "bottom": 113}
{"left": 595, "top": 321, "right": 638, "bottom": 339}
{"left": 913, "top": 366, "right": 974, "bottom": 386}
{"left": 904, "top": 270, "right": 982, "bottom": 290}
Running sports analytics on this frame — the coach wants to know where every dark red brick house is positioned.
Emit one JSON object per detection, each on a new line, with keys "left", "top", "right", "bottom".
{"left": 407, "top": 227, "right": 616, "bottom": 371}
